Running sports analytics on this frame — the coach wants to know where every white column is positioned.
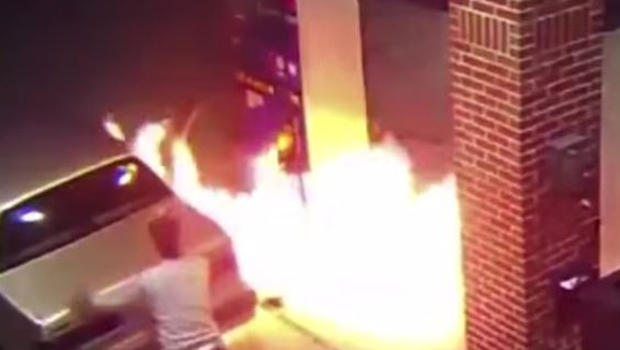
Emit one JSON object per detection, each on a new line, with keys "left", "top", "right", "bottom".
{"left": 296, "top": 0, "right": 370, "bottom": 170}
{"left": 601, "top": 29, "right": 620, "bottom": 275}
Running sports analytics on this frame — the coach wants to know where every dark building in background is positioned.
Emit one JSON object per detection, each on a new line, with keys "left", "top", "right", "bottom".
{"left": 0, "top": 0, "right": 243, "bottom": 202}
{"left": 606, "top": 0, "right": 620, "bottom": 31}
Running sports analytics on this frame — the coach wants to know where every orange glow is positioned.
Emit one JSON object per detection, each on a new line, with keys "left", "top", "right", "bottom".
{"left": 103, "top": 114, "right": 126, "bottom": 142}
{"left": 130, "top": 122, "right": 168, "bottom": 179}
{"left": 296, "top": 0, "right": 370, "bottom": 170}
{"left": 304, "top": 110, "right": 370, "bottom": 170}
{"left": 276, "top": 129, "right": 295, "bottom": 155}
{"left": 127, "top": 124, "right": 465, "bottom": 350}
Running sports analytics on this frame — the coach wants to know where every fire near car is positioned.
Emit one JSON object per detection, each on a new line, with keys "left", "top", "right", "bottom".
{"left": 233, "top": 0, "right": 309, "bottom": 173}
{"left": 0, "top": 155, "right": 256, "bottom": 349}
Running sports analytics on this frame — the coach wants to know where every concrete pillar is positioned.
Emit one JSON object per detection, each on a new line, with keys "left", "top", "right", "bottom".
{"left": 600, "top": 28, "right": 620, "bottom": 275}
{"left": 449, "top": 0, "right": 605, "bottom": 349}
{"left": 296, "top": 0, "right": 370, "bottom": 169}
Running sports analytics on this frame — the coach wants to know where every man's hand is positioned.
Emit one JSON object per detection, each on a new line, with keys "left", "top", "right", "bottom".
{"left": 71, "top": 292, "right": 95, "bottom": 319}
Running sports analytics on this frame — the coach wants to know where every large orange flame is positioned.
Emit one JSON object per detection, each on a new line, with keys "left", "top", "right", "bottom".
{"left": 128, "top": 121, "right": 465, "bottom": 350}
{"left": 131, "top": 122, "right": 168, "bottom": 179}
{"left": 102, "top": 114, "right": 126, "bottom": 142}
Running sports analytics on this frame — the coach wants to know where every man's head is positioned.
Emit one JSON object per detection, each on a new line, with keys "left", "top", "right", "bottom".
{"left": 149, "top": 214, "right": 182, "bottom": 259}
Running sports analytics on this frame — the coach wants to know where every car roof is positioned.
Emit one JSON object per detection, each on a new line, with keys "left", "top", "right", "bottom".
{"left": 0, "top": 153, "right": 143, "bottom": 212}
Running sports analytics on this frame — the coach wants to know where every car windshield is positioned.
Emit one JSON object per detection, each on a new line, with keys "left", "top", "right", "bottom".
{"left": 0, "top": 157, "right": 171, "bottom": 273}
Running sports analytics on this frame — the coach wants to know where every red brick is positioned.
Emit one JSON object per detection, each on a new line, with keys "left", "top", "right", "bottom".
{"left": 487, "top": 132, "right": 510, "bottom": 147}
{"left": 501, "top": 21, "right": 509, "bottom": 53}
{"left": 496, "top": 54, "right": 518, "bottom": 69}
{"left": 487, "top": 62, "right": 510, "bottom": 77}
{"left": 515, "top": 35, "right": 535, "bottom": 48}
{"left": 462, "top": 99, "right": 485, "bottom": 113}
{"left": 559, "top": 10, "right": 568, "bottom": 45}
{"left": 511, "top": 46, "right": 536, "bottom": 59}
{"left": 496, "top": 78, "right": 520, "bottom": 93}
{"left": 458, "top": 9, "right": 467, "bottom": 39}
{"left": 498, "top": 145, "right": 519, "bottom": 161}
{"left": 450, "top": 2, "right": 601, "bottom": 349}
{"left": 510, "top": 0, "right": 536, "bottom": 10}
{"left": 567, "top": 38, "right": 589, "bottom": 52}
{"left": 555, "top": 55, "right": 575, "bottom": 69}
{"left": 473, "top": 69, "right": 497, "bottom": 83}
{"left": 521, "top": 136, "right": 546, "bottom": 153}
{"left": 535, "top": 96, "right": 560, "bottom": 111}
{"left": 473, "top": 1, "right": 495, "bottom": 15}
{"left": 485, "top": 109, "right": 508, "bottom": 124}
{"left": 453, "top": 40, "right": 472, "bottom": 52}
{"left": 484, "top": 17, "right": 492, "bottom": 48}
{"left": 575, "top": 92, "right": 602, "bottom": 107}
{"left": 463, "top": 76, "right": 485, "bottom": 90}
{"left": 490, "top": 18, "right": 500, "bottom": 51}
{"left": 473, "top": 46, "right": 496, "bottom": 61}
{"left": 588, "top": 80, "right": 602, "bottom": 92}
{"left": 522, "top": 91, "right": 547, "bottom": 107}
{"left": 474, "top": 115, "right": 497, "bottom": 129}
{"left": 453, "top": 62, "right": 473, "bottom": 75}
{"left": 562, "top": 62, "right": 591, "bottom": 77}
{"left": 468, "top": 10, "right": 476, "bottom": 43}
{"left": 488, "top": 154, "right": 511, "bottom": 170}
{"left": 463, "top": 54, "right": 488, "bottom": 71}
{"left": 577, "top": 47, "right": 603, "bottom": 61}
{"left": 456, "top": 128, "right": 474, "bottom": 142}
{"left": 474, "top": 92, "right": 497, "bottom": 106}
{"left": 453, "top": 108, "right": 468, "bottom": 121}
{"left": 476, "top": 136, "right": 499, "bottom": 152}
{"left": 551, "top": 15, "right": 561, "bottom": 48}
{"left": 477, "top": 159, "right": 499, "bottom": 173}
{"left": 474, "top": 13, "right": 482, "bottom": 45}
{"left": 535, "top": 120, "right": 560, "bottom": 134}
{"left": 496, "top": 8, "right": 519, "bottom": 22}
{"left": 562, "top": 86, "right": 589, "bottom": 101}
{"left": 486, "top": 85, "right": 510, "bottom": 100}
{"left": 452, "top": 85, "right": 474, "bottom": 98}
{"left": 589, "top": 58, "right": 603, "bottom": 71}
{"left": 496, "top": 101, "right": 519, "bottom": 115}
{"left": 562, "top": 109, "right": 586, "bottom": 123}
{"left": 548, "top": 78, "right": 575, "bottom": 94}
{"left": 549, "top": 127, "right": 572, "bottom": 139}
{"left": 464, "top": 121, "right": 487, "bottom": 138}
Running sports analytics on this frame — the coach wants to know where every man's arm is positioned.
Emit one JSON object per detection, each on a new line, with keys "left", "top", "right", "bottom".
{"left": 73, "top": 275, "right": 144, "bottom": 317}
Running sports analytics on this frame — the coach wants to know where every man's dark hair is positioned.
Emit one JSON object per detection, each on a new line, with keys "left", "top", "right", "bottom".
{"left": 149, "top": 214, "right": 181, "bottom": 259}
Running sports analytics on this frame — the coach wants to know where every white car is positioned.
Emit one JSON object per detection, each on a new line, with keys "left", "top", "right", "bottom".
{"left": 0, "top": 155, "right": 256, "bottom": 349}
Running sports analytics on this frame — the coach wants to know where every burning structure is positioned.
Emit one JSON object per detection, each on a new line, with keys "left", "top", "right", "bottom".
{"left": 121, "top": 1, "right": 466, "bottom": 349}
{"left": 116, "top": 0, "right": 608, "bottom": 349}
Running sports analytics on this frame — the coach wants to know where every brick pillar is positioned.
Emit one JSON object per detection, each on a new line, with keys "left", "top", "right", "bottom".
{"left": 449, "top": 1, "right": 604, "bottom": 349}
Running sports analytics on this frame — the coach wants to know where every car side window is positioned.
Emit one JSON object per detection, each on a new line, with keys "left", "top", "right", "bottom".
{"left": 0, "top": 157, "right": 171, "bottom": 272}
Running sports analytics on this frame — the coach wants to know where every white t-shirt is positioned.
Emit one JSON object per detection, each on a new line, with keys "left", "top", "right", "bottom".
{"left": 140, "top": 256, "right": 221, "bottom": 350}
{"left": 94, "top": 256, "right": 221, "bottom": 350}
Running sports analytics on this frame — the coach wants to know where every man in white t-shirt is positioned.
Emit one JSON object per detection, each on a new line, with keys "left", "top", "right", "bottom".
{"left": 75, "top": 214, "right": 226, "bottom": 350}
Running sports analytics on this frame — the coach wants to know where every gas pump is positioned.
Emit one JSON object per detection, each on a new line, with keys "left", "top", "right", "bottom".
{"left": 232, "top": 0, "right": 309, "bottom": 174}
{"left": 276, "top": 102, "right": 307, "bottom": 174}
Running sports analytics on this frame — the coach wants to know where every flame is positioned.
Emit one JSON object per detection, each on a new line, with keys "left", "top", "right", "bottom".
{"left": 103, "top": 114, "right": 127, "bottom": 142}
{"left": 130, "top": 122, "right": 168, "bottom": 179}
{"left": 128, "top": 123, "right": 464, "bottom": 350}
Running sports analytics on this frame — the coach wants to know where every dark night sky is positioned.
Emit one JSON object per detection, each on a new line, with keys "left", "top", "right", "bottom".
{"left": 0, "top": 1, "right": 240, "bottom": 203}
{"left": 0, "top": 1, "right": 231, "bottom": 122}
{"left": 1, "top": 0, "right": 618, "bottom": 204}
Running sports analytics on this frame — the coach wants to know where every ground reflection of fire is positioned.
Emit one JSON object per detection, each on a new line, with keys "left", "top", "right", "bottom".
{"left": 125, "top": 120, "right": 464, "bottom": 350}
